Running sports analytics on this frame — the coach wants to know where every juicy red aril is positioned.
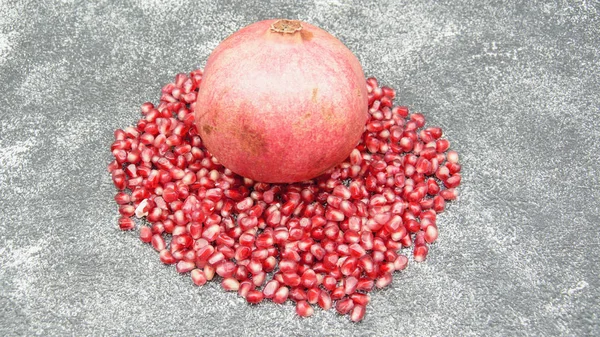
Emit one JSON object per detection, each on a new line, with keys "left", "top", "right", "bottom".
{"left": 176, "top": 260, "right": 195, "bottom": 273}
{"left": 414, "top": 245, "right": 429, "bottom": 262}
{"left": 109, "top": 70, "right": 461, "bottom": 323}
{"left": 191, "top": 269, "right": 207, "bottom": 286}
{"left": 296, "top": 300, "right": 314, "bottom": 317}
{"left": 139, "top": 227, "right": 153, "bottom": 242}
{"left": 444, "top": 174, "right": 462, "bottom": 188}
{"left": 216, "top": 261, "right": 236, "bottom": 278}
{"left": 440, "top": 188, "right": 458, "bottom": 200}
{"left": 237, "top": 281, "right": 253, "bottom": 298}
{"left": 246, "top": 290, "right": 264, "bottom": 304}
{"left": 114, "top": 192, "right": 131, "bottom": 204}
{"left": 159, "top": 250, "right": 175, "bottom": 265}
{"left": 336, "top": 298, "right": 354, "bottom": 315}
{"left": 272, "top": 286, "right": 289, "bottom": 304}
{"left": 263, "top": 280, "right": 279, "bottom": 299}
{"left": 290, "top": 287, "right": 307, "bottom": 301}
{"left": 350, "top": 305, "right": 366, "bottom": 322}
{"left": 119, "top": 205, "right": 135, "bottom": 217}
{"left": 221, "top": 278, "right": 240, "bottom": 291}
{"left": 317, "top": 290, "right": 332, "bottom": 310}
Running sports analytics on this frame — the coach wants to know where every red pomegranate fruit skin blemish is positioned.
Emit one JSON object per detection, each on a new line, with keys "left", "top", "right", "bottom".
{"left": 195, "top": 19, "right": 368, "bottom": 183}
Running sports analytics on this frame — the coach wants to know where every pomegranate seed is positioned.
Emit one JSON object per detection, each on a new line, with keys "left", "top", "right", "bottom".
{"left": 330, "top": 286, "right": 345, "bottom": 300}
{"left": 251, "top": 248, "right": 269, "bottom": 261}
{"left": 208, "top": 251, "right": 224, "bottom": 265}
{"left": 446, "top": 150, "right": 459, "bottom": 163}
{"left": 263, "top": 280, "right": 279, "bottom": 299}
{"left": 233, "top": 264, "right": 249, "bottom": 281}
{"left": 336, "top": 298, "right": 354, "bottom": 315}
{"left": 414, "top": 231, "right": 426, "bottom": 247}
{"left": 414, "top": 245, "right": 429, "bottom": 262}
{"left": 341, "top": 257, "right": 358, "bottom": 276}
{"left": 290, "top": 287, "right": 307, "bottom": 301}
{"left": 306, "top": 287, "right": 319, "bottom": 304}
{"left": 344, "top": 230, "right": 360, "bottom": 244}
{"left": 350, "top": 293, "right": 370, "bottom": 307}
{"left": 344, "top": 276, "right": 358, "bottom": 294}
{"left": 446, "top": 162, "right": 461, "bottom": 174}
{"left": 279, "top": 259, "right": 298, "bottom": 273}
{"left": 375, "top": 273, "right": 392, "bottom": 288}
{"left": 114, "top": 192, "right": 131, "bottom": 204}
{"left": 237, "top": 281, "right": 253, "bottom": 298}
{"left": 191, "top": 269, "right": 207, "bottom": 286}
{"left": 444, "top": 174, "right": 462, "bottom": 188}
{"left": 440, "top": 188, "right": 458, "bottom": 200}
{"left": 139, "top": 227, "right": 152, "bottom": 242}
{"left": 357, "top": 278, "right": 374, "bottom": 291}
{"left": 325, "top": 208, "right": 345, "bottom": 222}
{"left": 246, "top": 258, "right": 263, "bottom": 275}
{"left": 350, "top": 304, "right": 366, "bottom": 322}
{"left": 246, "top": 290, "right": 264, "bottom": 304}
{"left": 296, "top": 300, "right": 314, "bottom": 317}
{"left": 202, "top": 224, "right": 221, "bottom": 242}
{"left": 433, "top": 195, "right": 445, "bottom": 213}
{"left": 119, "top": 205, "right": 135, "bottom": 217}
{"left": 118, "top": 216, "right": 135, "bottom": 230}
{"left": 204, "top": 265, "right": 215, "bottom": 281}
{"left": 394, "top": 255, "right": 409, "bottom": 270}
{"left": 272, "top": 286, "right": 289, "bottom": 304}
{"left": 322, "top": 276, "right": 337, "bottom": 291}
{"left": 300, "top": 269, "right": 317, "bottom": 288}
{"left": 158, "top": 250, "right": 175, "bottom": 264}
{"left": 176, "top": 260, "right": 195, "bottom": 273}
{"left": 151, "top": 234, "right": 165, "bottom": 251}
{"left": 282, "top": 272, "right": 301, "bottom": 287}
{"left": 380, "top": 262, "right": 395, "bottom": 274}
{"left": 216, "top": 261, "right": 236, "bottom": 278}
{"left": 435, "top": 139, "right": 450, "bottom": 153}
{"left": 221, "top": 278, "right": 240, "bottom": 291}
{"left": 253, "top": 271, "right": 267, "bottom": 287}
{"left": 314, "top": 290, "right": 331, "bottom": 310}
{"left": 256, "top": 232, "right": 274, "bottom": 248}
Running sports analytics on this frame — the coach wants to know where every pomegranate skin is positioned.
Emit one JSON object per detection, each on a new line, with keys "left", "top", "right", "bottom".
{"left": 195, "top": 19, "right": 368, "bottom": 183}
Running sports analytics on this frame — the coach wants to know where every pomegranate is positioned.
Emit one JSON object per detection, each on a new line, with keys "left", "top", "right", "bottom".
{"left": 195, "top": 19, "right": 368, "bottom": 183}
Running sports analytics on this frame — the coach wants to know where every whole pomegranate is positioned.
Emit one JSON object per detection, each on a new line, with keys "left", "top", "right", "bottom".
{"left": 195, "top": 19, "right": 368, "bottom": 183}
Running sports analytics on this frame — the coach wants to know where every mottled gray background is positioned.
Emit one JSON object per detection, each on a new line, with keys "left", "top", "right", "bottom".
{"left": 1, "top": 0, "right": 599, "bottom": 336}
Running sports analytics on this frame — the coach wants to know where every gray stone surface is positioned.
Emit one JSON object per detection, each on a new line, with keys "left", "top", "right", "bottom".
{"left": 1, "top": 0, "right": 599, "bottom": 336}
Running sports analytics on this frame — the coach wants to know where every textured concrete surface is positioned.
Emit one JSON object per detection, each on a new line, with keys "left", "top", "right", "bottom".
{"left": 1, "top": 0, "right": 599, "bottom": 336}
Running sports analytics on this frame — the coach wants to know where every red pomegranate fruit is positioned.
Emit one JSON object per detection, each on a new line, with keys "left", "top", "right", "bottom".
{"left": 195, "top": 19, "right": 368, "bottom": 183}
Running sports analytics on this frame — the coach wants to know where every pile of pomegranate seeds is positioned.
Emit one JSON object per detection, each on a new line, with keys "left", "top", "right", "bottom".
{"left": 108, "top": 69, "right": 461, "bottom": 322}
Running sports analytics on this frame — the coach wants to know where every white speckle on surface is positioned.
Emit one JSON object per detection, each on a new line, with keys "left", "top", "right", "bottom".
{"left": 0, "top": 139, "right": 37, "bottom": 171}
{"left": 133, "top": 0, "right": 185, "bottom": 12}
{"left": 566, "top": 281, "right": 589, "bottom": 296}
{"left": 0, "top": 0, "right": 22, "bottom": 66}
{"left": 0, "top": 31, "right": 17, "bottom": 65}
{"left": 17, "top": 60, "right": 69, "bottom": 105}
{"left": 0, "top": 239, "right": 46, "bottom": 300}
